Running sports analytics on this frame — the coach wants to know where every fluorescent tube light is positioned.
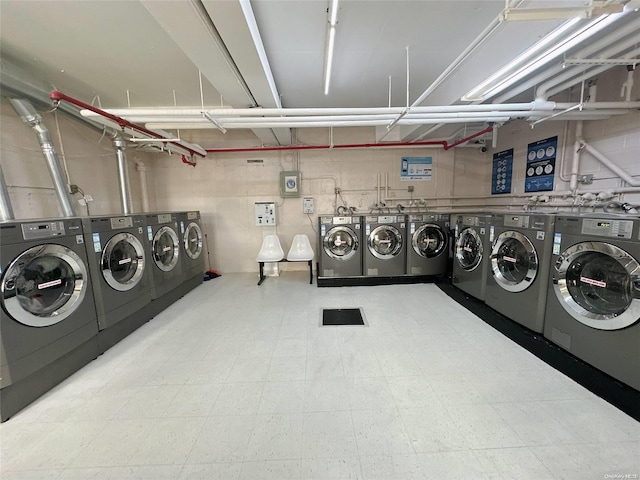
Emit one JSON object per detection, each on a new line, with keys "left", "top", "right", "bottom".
{"left": 463, "top": 13, "right": 622, "bottom": 102}
{"left": 323, "top": 0, "right": 339, "bottom": 95}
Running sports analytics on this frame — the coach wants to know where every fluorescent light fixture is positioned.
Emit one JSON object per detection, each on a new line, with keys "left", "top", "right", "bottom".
{"left": 202, "top": 112, "right": 227, "bottom": 133}
{"left": 323, "top": 0, "right": 339, "bottom": 95}
{"left": 500, "top": 4, "right": 623, "bottom": 21}
{"left": 462, "top": 13, "right": 622, "bottom": 102}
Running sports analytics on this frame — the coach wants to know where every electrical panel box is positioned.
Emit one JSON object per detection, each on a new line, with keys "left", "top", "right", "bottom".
{"left": 303, "top": 197, "right": 314, "bottom": 214}
{"left": 255, "top": 202, "right": 276, "bottom": 226}
{"left": 280, "top": 171, "right": 301, "bottom": 198}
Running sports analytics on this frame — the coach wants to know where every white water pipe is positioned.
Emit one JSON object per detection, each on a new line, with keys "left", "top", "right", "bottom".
{"left": 581, "top": 142, "right": 640, "bottom": 187}
{"left": 0, "top": 166, "right": 15, "bottom": 221}
{"left": 570, "top": 121, "right": 583, "bottom": 192}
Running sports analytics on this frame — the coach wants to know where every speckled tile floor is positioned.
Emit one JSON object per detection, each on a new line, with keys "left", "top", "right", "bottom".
{"left": 1, "top": 272, "right": 638, "bottom": 479}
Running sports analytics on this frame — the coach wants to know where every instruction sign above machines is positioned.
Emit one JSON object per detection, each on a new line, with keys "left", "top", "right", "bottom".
{"left": 525, "top": 136, "right": 557, "bottom": 192}
{"left": 491, "top": 148, "right": 513, "bottom": 195}
{"left": 400, "top": 157, "right": 432, "bottom": 181}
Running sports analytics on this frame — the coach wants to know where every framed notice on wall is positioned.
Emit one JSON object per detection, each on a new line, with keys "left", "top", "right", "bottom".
{"left": 491, "top": 148, "right": 513, "bottom": 195}
{"left": 400, "top": 157, "right": 432, "bottom": 181}
{"left": 525, "top": 136, "right": 557, "bottom": 192}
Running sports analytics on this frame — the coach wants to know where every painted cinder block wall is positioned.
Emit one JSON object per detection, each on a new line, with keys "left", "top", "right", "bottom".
{"left": 0, "top": 68, "right": 637, "bottom": 274}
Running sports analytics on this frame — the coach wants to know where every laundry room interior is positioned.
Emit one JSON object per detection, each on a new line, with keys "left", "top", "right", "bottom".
{"left": 1, "top": 1, "right": 639, "bottom": 479}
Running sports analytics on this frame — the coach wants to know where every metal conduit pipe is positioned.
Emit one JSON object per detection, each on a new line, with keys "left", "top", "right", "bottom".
{"left": 112, "top": 135, "right": 132, "bottom": 215}
{"left": 135, "top": 161, "right": 150, "bottom": 213}
{"left": 0, "top": 166, "right": 15, "bottom": 221}
{"left": 9, "top": 98, "right": 75, "bottom": 217}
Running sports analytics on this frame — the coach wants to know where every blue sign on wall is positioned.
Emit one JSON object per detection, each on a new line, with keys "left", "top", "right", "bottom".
{"left": 491, "top": 148, "right": 513, "bottom": 195}
{"left": 525, "top": 136, "right": 557, "bottom": 192}
{"left": 400, "top": 157, "right": 432, "bottom": 181}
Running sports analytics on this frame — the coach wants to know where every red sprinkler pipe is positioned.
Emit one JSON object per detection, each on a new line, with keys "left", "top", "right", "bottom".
{"left": 49, "top": 90, "right": 206, "bottom": 159}
{"left": 443, "top": 125, "right": 493, "bottom": 150}
{"left": 204, "top": 126, "right": 492, "bottom": 154}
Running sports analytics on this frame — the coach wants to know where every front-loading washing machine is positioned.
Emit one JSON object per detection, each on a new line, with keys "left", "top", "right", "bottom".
{"left": 406, "top": 213, "right": 450, "bottom": 276}
{"left": 452, "top": 213, "right": 492, "bottom": 300}
{"left": 364, "top": 215, "right": 407, "bottom": 277}
{"left": 318, "top": 215, "right": 363, "bottom": 278}
{"left": 1, "top": 218, "right": 100, "bottom": 421}
{"left": 544, "top": 214, "right": 640, "bottom": 391}
{"left": 82, "top": 215, "right": 152, "bottom": 352}
{"left": 177, "top": 211, "right": 204, "bottom": 295}
{"left": 144, "top": 212, "right": 184, "bottom": 316}
{"left": 485, "top": 213, "right": 555, "bottom": 333}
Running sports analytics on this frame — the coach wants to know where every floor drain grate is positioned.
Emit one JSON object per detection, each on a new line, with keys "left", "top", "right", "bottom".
{"left": 322, "top": 308, "right": 365, "bottom": 326}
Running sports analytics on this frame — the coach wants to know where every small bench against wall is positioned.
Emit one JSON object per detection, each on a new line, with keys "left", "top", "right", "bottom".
{"left": 256, "top": 234, "right": 314, "bottom": 285}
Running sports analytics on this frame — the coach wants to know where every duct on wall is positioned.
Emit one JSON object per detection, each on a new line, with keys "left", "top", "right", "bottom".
{"left": 0, "top": 166, "right": 15, "bottom": 221}
{"left": 112, "top": 134, "right": 132, "bottom": 215}
{"left": 135, "top": 161, "right": 150, "bottom": 213}
{"left": 9, "top": 98, "right": 75, "bottom": 217}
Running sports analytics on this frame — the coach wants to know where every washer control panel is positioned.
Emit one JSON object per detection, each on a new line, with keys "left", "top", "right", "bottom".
{"left": 581, "top": 218, "right": 633, "bottom": 239}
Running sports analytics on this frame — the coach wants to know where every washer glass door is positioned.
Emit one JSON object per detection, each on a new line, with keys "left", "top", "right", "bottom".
{"left": 413, "top": 224, "right": 446, "bottom": 259}
{"left": 554, "top": 241, "right": 640, "bottom": 330}
{"left": 153, "top": 226, "right": 180, "bottom": 271}
{"left": 102, "top": 232, "right": 146, "bottom": 291}
{"left": 369, "top": 225, "right": 402, "bottom": 260}
{"left": 456, "top": 227, "right": 482, "bottom": 271}
{"left": 1, "top": 244, "right": 87, "bottom": 327}
{"left": 491, "top": 231, "right": 538, "bottom": 292}
{"left": 323, "top": 226, "right": 359, "bottom": 261}
{"left": 184, "top": 222, "right": 203, "bottom": 260}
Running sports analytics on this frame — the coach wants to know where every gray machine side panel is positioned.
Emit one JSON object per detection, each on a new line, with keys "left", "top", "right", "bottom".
{"left": 0, "top": 321, "right": 98, "bottom": 387}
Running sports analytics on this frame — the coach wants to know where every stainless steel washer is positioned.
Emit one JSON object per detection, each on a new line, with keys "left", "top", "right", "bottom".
{"left": 318, "top": 216, "right": 363, "bottom": 278}
{"left": 452, "top": 213, "right": 491, "bottom": 300}
{"left": 406, "top": 213, "right": 450, "bottom": 276}
{"left": 485, "top": 213, "right": 555, "bottom": 333}
{"left": 364, "top": 215, "right": 406, "bottom": 277}
{"left": 1, "top": 218, "right": 99, "bottom": 421}
{"left": 544, "top": 214, "right": 640, "bottom": 390}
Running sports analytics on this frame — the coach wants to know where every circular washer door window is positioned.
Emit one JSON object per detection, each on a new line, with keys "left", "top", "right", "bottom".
{"left": 101, "top": 232, "right": 146, "bottom": 292}
{"left": 554, "top": 242, "right": 640, "bottom": 330}
{"left": 184, "top": 222, "right": 203, "bottom": 260}
{"left": 1, "top": 244, "right": 87, "bottom": 327}
{"left": 368, "top": 225, "right": 403, "bottom": 260}
{"left": 153, "top": 226, "right": 180, "bottom": 271}
{"left": 456, "top": 227, "right": 483, "bottom": 271}
{"left": 323, "top": 226, "right": 359, "bottom": 261}
{"left": 413, "top": 224, "right": 446, "bottom": 259}
{"left": 490, "top": 230, "right": 538, "bottom": 292}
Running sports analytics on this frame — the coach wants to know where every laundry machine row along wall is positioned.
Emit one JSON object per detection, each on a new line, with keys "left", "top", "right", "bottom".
{"left": 451, "top": 211, "right": 640, "bottom": 392}
{"left": 0, "top": 211, "right": 206, "bottom": 420}
{"left": 317, "top": 213, "right": 451, "bottom": 281}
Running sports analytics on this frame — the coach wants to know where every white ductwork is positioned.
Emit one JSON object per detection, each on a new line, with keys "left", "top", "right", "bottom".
{"left": 0, "top": 166, "right": 15, "bottom": 221}
{"left": 9, "top": 98, "right": 75, "bottom": 217}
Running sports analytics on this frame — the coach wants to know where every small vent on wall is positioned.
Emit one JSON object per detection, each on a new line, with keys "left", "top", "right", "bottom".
{"left": 247, "top": 159, "right": 264, "bottom": 164}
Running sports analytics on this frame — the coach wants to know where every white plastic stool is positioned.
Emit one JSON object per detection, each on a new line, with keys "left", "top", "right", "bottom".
{"left": 287, "top": 234, "right": 315, "bottom": 284}
{"left": 256, "top": 235, "right": 284, "bottom": 285}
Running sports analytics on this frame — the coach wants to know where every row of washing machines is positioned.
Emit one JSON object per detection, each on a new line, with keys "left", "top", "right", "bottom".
{"left": 0, "top": 211, "right": 205, "bottom": 421}
{"left": 318, "top": 213, "right": 451, "bottom": 278}
{"left": 452, "top": 212, "right": 639, "bottom": 392}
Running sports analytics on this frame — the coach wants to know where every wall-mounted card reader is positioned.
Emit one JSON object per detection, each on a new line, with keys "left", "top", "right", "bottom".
{"left": 255, "top": 202, "right": 276, "bottom": 226}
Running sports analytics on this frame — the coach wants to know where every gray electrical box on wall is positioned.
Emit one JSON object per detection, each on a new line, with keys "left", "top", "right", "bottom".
{"left": 280, "top": 171, "right": 301, "bottom": 198}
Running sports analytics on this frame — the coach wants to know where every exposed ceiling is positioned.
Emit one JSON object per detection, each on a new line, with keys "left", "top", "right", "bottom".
{"left": 1, "top": 0, "right": 639, "bottom": 151}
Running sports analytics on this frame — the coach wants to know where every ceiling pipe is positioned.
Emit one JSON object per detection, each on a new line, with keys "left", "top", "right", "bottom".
{"left": 50, "top": 90, "right": 206, "bottom": 159}
{"left": 204, "top": 126, "right": 492, "bottom": 153}
{"left": 9, "top": 98, "right": 75, "bottom": 217}
{"left": 0, "top": 165, "right": 15, "bottom": 221}
{"left": 492, "top": 20, "right": 640, "bottom": 103}
{"left": 113, "top": 135, "right": 133, "bottom": 215}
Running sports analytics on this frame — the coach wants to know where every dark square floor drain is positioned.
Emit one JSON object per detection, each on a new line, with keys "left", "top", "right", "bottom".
{"left": 322, "top": 308, "right": 365, "bottom": 326}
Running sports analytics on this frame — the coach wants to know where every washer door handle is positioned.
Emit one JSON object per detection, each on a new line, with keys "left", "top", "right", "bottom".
{"left": 632, "top": 275, "right": 640, "bottom": 299}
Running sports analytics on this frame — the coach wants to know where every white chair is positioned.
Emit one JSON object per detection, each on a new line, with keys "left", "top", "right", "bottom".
{"left": 256, "top": 235, "right": 284, "bottom": 285}
{"left": 286, "top": 234, "right": 315, "bottom": 284}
